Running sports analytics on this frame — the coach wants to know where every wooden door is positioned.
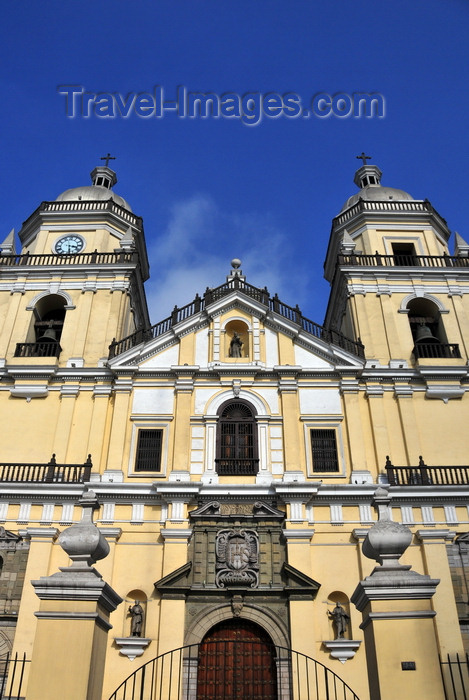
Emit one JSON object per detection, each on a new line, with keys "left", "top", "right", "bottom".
{"left": 197, "top": 619, "right": 278, "bottom": 700}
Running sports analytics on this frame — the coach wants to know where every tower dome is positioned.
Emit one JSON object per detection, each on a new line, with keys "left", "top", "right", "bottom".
{"left": 340, "top": 153, "right": 414, "bottom": 212}
{"left": 56, "top": 157, "right": 132, "bottom": 211}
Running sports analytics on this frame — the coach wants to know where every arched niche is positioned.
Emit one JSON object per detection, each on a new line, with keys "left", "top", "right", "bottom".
{"left": 125, "top": 588, "right": 147, "bottom": 638}
{"left": 224, "top": 319, "right": 249, "bottom": 359}
{"left": 327, "top": 591, "right": 352, "bottom": 640}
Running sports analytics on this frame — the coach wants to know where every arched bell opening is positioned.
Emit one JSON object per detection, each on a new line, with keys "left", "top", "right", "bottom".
{"left": 33, "top": 295, "right": 67, "bottom": 344}
{"left": 407, "top": 298, "right": 447, "bottom": 359}
{"left": 15, "top": 294, "right": 67, "bottom": 358}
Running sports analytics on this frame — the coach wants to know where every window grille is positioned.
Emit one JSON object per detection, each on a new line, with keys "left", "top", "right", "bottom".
{"left": 310, "top": 429, "right": 339, "bottom": 472}
{"left": 216, "top": 401, "right": 258, "bottom": 475}
{"left": 135, "top": 429, "right": 163, "bottom": 472}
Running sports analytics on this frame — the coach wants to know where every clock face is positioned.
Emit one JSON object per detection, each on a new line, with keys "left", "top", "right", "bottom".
{"left": 54, "top": 235, "right": 85, "bottom": 254}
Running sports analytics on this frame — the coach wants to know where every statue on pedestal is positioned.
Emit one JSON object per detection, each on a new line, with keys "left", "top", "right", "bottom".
{"left": 129, "top": 601, "right": 144, "bottom": 637}
{"left": 328, "top": 602, "right": 349, "bottom": 639}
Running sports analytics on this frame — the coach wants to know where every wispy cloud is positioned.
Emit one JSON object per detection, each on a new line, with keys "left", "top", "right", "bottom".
{"left": 144, "top": 194, "right": 310, "bottom": 323}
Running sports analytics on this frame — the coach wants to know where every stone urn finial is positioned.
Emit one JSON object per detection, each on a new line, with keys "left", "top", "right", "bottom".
{"left": 58, "top": 488, "right": 109, "bottom": 570}
{"left": 362, "top": 487, "right": 412, "bottom": 568}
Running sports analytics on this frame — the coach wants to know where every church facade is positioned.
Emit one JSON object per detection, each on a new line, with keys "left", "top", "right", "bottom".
{"left": 0, "top": 158, "right": 468, "bottom": 699}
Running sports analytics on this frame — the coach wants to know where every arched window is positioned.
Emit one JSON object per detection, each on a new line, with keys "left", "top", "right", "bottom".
{"left": 216, "top": 400, "right": 258, "bottom": 476}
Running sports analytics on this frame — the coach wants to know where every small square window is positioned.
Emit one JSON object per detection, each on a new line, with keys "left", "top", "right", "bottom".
{"left": 135, "top": 429, "right": 163, "bottom": 472}
{"left": 310, "top": 429, "right": 339, "bottom": 473}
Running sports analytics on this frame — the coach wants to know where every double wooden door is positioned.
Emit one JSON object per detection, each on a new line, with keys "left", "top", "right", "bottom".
{"left": 197, "top": 619, "right": 278, "bottom": 700}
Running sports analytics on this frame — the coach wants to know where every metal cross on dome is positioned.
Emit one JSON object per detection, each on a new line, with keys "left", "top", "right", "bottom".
{"left": 356, "top": 152, "right": 371, "bottom": 166}
{"left": 100, "top": 153, "right": 116, "bottom": 167}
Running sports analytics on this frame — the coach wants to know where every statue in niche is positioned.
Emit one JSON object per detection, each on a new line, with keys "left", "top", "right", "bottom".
{"left": 128, "top": 600, "right": 144, "bottom": 637}
{"left": 229, "top": 332, "right": 243, "bottom": 358}
{"left": 328, "top": 602, "right": 349, "bottom": 639}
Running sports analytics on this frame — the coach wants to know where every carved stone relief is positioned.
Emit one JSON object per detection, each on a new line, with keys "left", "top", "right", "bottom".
{"left": 215, "top": 529, "right": 259, "bottom": 588}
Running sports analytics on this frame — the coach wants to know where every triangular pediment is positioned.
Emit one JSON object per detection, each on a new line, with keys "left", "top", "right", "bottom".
{"left": 110, "top": 290, "right": 363, "bottom": 371}
{"left": 282, "top": 563, "right": 321, "bottom": 599}
{"left": 154, "top": 562, "right": 192, "bottom": 596}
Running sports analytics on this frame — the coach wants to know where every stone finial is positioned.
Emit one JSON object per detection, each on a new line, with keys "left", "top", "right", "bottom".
{"left": 226, "top": 258, "right": 246, "bottom": 283}
{"left": 362, "top": 487, "right": 412, "bottom": 568}
{"left": 454, "top": 232, "right": 469, "bottom": 257}
{"left": 119, "top": 226, "right": 135, "bottom": 251}
{"left": 58, "top": 488, "right": 109, "bottom": 569}
{"left": 340, "top": 229, "right": 356, "bottom": 255}
{"left": 0, "top": 229, "right": 16, "bottom": 255}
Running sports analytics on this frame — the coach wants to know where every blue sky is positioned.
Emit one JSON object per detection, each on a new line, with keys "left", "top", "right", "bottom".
{"left": 1, "top": 0, "right": 468, "bottom": 328}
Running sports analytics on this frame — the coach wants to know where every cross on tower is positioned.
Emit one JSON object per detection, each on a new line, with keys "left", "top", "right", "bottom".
{"left": 356, "top": 152, "right": 371, "bottom": 166}
{"left": 100, "top": 153, "right": 116, "bottom": 167}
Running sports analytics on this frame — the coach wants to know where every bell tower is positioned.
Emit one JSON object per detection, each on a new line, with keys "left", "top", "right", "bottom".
{"left": 323, "top": 155, "right": 469, "bottom": 367}
{"left": 0, "top": 159, "right": 150, "bottom": 369}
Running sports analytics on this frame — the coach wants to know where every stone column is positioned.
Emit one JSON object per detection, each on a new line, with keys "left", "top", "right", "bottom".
{"left": 352, "top": 487, "right": 445, "bottom": 700}
{"left": 26, "top": 490, "right": 122, "bottom": 700}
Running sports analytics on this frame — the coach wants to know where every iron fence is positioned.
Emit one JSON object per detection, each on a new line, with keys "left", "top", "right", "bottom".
{"left": 385, "top": 456, "right": 469, "bottom": 486}
{"left": 0, "top": 454, "right": 92, "bottom": 483}
{"left": 109, "top": 279, "right": 364, "bottom": 360}
{"left": 440, "top": 653, "right": 469, "bottom": 700}
{"left": 108, "top": 642, "right": 360, "bottom": 700}
{"left": 0, "top": 653, "right": 30, "bottom": 700}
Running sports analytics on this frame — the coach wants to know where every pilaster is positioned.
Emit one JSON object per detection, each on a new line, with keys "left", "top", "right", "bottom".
{"left": 26, "top": 491, "right": 122, "bottom": 700}
{"left": 417, "top": 529, "right": 464, "bottom": 655}
{"left": 12, "top": 527, "right": 58, "bottom": 659}
{"left": 106, "top": 374, "right": 133, "bottom": 469}
{"left": 341, "top": 377, "right": 368, "bottom": 470}
{"left": 277, "top": 368, "right": 301, "bottom": 471}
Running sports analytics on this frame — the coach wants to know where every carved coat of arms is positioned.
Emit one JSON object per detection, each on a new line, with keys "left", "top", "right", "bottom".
{"left": 215, "top": 529, "right": 259, "bottom": 588}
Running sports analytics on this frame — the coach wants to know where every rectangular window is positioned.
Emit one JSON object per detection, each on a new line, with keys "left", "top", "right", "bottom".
{"left": 391, "top": 242, "right": 418, "bottom": 266}
{"left": 135, "top": 429, "right": 163, "bottom": 472}
{"left": 310, "top": 429, "right": 339, "bottom": 473}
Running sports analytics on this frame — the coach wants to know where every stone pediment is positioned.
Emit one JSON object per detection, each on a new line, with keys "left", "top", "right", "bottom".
{"left": 189, "top": 501, "right": 222, "bottom": 518}
{"left": 0, "top": 527, "right": 22, "bottom": 542}
{"left": 154, "top": 562, "right": 192, "bottom": 598}
{"left": 282, "top": 563, "right": 321, "bottom": 600}
{"left": 109, "top": 288, "right": 363, "bottom": 371}
{"left": 189, "top": 501, "right": 285, "bottom": 522}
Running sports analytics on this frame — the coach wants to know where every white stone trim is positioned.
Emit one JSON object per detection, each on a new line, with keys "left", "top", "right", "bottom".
{"left": 399, "top": 292, "right": 449, "bottom": 314}
{"left": 303, "top": 420, "right": 346, "bottom": 478}
{"left": 25, "top": 289, "right": 75, "bottom": 310}
{"left": 127, "top": 419, "right": 170, "bottom": 477}
{"left": 131, "top": 503, "right": 144, "bottom": 523}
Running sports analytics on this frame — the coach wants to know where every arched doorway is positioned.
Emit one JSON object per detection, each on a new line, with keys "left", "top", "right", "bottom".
{"left": 197, "top": 619, "right": 278, "bottom": 700}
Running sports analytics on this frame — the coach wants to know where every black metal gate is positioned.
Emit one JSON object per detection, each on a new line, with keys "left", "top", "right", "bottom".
{"left": 440, "top": 654, "right": 469, "bottom": 700}
{"left": 109, "top": 642, "right": 360, "bottom": 700}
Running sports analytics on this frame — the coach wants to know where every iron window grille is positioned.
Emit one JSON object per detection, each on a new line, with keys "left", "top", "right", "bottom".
{"left": 310, "top": 429, "right": 339, "bottom": 472}
{"left": 216, "top": 401, "right": 259, "bottom": 476}
{"left": 135, "top": 429, "right": 163, "bottom": 472}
